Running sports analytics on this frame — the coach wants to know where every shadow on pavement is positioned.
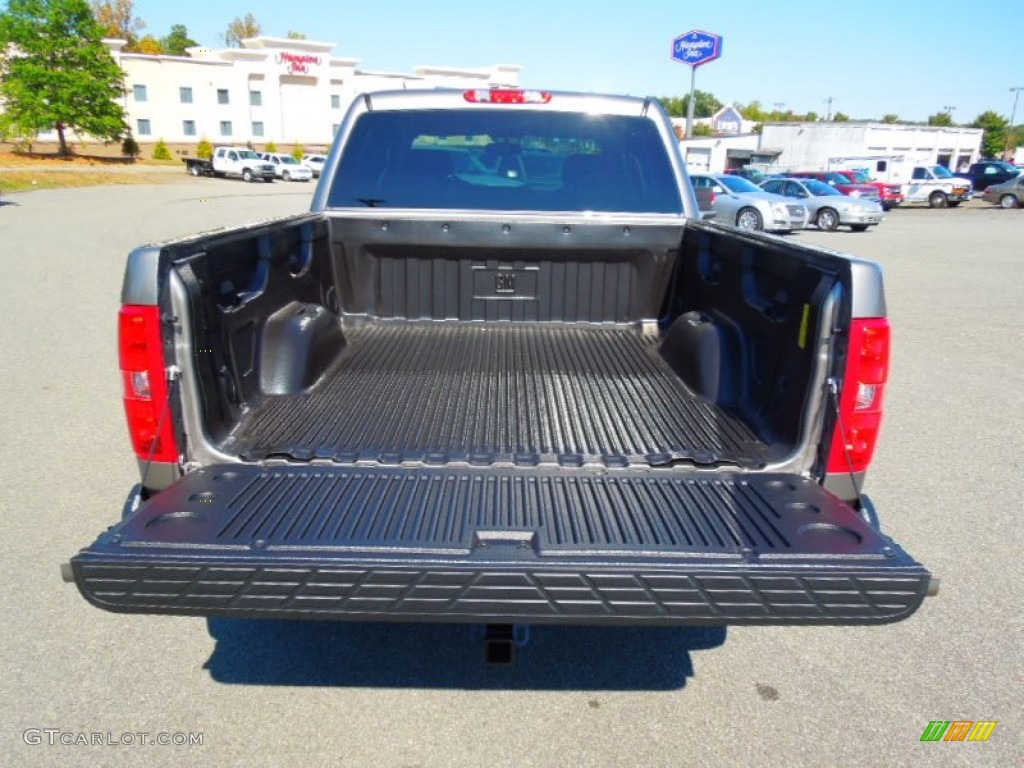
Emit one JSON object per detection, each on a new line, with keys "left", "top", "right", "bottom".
{"left": 204, "top": 619, "right": 726, "bottom": 690}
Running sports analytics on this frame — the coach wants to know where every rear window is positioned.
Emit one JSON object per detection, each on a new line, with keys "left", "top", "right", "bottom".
{"left": 326, "top": 109, "right": 682, "bottom": 213}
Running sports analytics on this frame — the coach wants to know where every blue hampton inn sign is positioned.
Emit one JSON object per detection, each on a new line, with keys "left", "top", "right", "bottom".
{"left": 671, "top": 30, "right": 723, "bottom": 68}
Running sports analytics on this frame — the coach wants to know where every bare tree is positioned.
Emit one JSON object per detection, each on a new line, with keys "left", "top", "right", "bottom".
{"left": 91, "top": 0, "right": 145, "bottom": 48}
{"left": 224, "top": 13, "right": 260, "bottom": 47}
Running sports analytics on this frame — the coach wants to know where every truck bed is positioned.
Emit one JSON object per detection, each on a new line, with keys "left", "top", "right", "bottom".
{"left": 223, "top": 321, "right": 772, "bottom": 468}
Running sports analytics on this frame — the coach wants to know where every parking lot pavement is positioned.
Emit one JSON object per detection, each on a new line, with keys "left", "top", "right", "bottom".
{"left": 0, "top": 184, "right": 1020, "bottom": 767}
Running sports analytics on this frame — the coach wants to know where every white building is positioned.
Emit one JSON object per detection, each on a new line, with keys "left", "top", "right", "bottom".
{"left": 677, "top": 134, "right": 771, "bottom": 174}
{"left": 103, "top": 36, "right": 521, "bottom": 147}
{"left": 759, "top": 121, "right": 983, "bottom": 182}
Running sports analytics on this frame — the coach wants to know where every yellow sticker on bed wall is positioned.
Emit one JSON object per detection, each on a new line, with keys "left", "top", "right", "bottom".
{"left": 798, "top": 304, "right": 811, "bottom": 349}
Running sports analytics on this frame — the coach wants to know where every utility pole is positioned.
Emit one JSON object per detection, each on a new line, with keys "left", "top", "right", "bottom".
{"left": 1008, "top": 86, "right": 1023, "bottom": 159}
{"left": 824, "top": 96, "right": 834, "bottom": 121}
{"left": 943, "top": 105, "right": 956, "bottom": 118}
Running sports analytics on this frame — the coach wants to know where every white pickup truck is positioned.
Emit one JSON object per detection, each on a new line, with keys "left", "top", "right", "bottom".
{"left": 182, "top": 147, "right": 276, "bottom": 182}
{"left": 903, "top": 165, "right": 972, "bottom": 208}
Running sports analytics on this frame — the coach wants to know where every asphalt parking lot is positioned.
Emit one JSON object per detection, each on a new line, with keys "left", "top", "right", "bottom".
{"left": 0, "top": 181, "right": 1020, "bottom": 768}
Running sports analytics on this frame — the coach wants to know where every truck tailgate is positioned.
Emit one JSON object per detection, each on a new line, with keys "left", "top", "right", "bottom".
{"left": 70, "top": 465, "right": 930, "bottom": 625}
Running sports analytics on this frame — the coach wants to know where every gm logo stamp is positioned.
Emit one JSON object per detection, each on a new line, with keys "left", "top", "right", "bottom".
{"left": 494, "top": 272, "right": 516, "bottom": 293}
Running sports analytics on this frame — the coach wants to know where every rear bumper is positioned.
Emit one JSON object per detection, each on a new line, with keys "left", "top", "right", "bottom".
{"left": 71, "top": 558, "right": 930, "bottom": 625}
{"left": 69, "top": 465, "right": 931, "bottom": 626}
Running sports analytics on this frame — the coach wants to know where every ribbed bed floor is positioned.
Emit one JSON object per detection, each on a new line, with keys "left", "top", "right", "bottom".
{"left": 225, "top": 323, "right": 771, "bottom": 467}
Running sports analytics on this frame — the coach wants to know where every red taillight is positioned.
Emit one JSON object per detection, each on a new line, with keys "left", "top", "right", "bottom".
{"left": 827, "top": 318, "right": 890, "bottom": 474}
{"left": 118, "top": 305, "right": 178, "bottom": 463}
{"left": 463, "top": 89, "right": 552, "bottom": 104}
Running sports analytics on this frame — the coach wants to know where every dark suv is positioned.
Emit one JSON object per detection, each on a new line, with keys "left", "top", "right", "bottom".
{"left": 788, "top": 171, "right": 881, "bottom": 205}
{"left": 959, "top": 161, "right": 1021, "bottom": 192}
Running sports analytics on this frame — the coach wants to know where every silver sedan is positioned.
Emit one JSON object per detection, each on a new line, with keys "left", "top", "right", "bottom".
{"left": 760, "top": 177, "right": 885, "bottom": 231}
{"left": 690, "top": 173, "right": 809, "bottom": 233}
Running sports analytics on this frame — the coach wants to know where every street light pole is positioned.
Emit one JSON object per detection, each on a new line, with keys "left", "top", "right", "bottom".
{"left": 1007, "top": 86, "right": 1023, "bottom": 159}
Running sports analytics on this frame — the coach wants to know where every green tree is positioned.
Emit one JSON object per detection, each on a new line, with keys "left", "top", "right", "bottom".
{"left": 91, "top": 0, "right": 144, "bottom": 49}
{"left": 0, "top": 0, "right": 128, "bottom": 156}
{"left": 735, "top": 100, "right": 766, "bottom": 122}
{"left": 196, "top": 136, "right": 213, "bottom": 159}
{"left": 804, "top": 111, "right": 819, "bottom": 122}
{"left": 691, "top": 123, "right": 714, "bottom": 137}
{"left": 152, "top": 138, "right": 171, "bottom": 160}
{"left": 833, "top": 112, "right": 850, "bottom": 122}
{"left": 265, "top": 139, "right": 278, "bottom": 153}
{"left": 881, "top": 113, "right": 900, "bottom": 124}
{"left": 286, "top": 30, "right": 306, "bottom": 40}
{"left": 224, "top": 13, "right": 260, "bottom": 47}
{"left": 657, "top": 90, "right": 722, "bottom": 119}
{"left": 161, "top": 24, "right": 197, "bottom": 56}
{"left": 928, "top": 111, "right": 954, "bottom": 127}
{"left": 970, "top": 110, "right": 1009, "bottom": 158}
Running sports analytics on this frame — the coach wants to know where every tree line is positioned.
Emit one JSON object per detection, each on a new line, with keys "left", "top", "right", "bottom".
{"left": 0, "top": 0, "right": 1019, "bottom": 159}
{"left": 659, "top": 93, "right": 1019, "bottom": 158}
{"left": 90, "top": 1, "right": 304, "bottom": 55}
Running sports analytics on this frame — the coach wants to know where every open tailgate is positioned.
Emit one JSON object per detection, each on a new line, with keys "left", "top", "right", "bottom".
{"left": 68, "top": 465, "right": 931, "bottom": 625}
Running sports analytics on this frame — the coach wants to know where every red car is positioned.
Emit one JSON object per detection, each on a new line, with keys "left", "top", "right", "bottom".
{"left": 835, "top": 169, "right": 904, "bottom": 210}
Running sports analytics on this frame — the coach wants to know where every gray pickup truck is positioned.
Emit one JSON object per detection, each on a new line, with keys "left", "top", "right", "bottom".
{"left": 66, "top": 89, "right": 933, "bottom": 659}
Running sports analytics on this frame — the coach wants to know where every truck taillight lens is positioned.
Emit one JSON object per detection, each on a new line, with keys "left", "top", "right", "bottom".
{"left": 119, "top": 305, "right": 179, "bottom": 463}
{"left": 827, "top": 318, "right": 890, "bottom": 474}
{"left": 463, "top": 89, "right": 552, "bottom": 104}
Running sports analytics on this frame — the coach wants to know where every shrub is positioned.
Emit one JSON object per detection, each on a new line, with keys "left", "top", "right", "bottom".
{"left": 196, "top": 137, "right": 213, "bottom": 159}
{"left": 291, "top": 143, "right": 303, "bottom": 161}
{"left": 265, "top": 140, "right": 278, "bottom": 153}
{"left": 152, "top": 139, "right": 172, "bottom": 160}
{"left": 121, "top": 135, "right": 140, "bottom": 159}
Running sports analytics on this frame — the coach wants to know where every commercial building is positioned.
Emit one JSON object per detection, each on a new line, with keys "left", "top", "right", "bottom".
{"left": 759, "top": 121, "right": 983, "bottom": 181}
{"left": 31, "top": 36, "right": 520, "bottom": 149}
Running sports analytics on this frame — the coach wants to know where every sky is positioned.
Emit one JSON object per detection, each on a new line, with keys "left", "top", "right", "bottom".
{"left": 133, "top": 0, "right": 1024, "bottom": 124}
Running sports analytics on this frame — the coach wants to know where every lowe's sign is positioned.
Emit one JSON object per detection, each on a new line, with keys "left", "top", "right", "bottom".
{"left": 671, "top": 30, "right": 723, "bottom": 68}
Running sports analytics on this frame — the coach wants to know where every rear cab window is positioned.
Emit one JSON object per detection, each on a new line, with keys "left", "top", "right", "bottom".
{"left": 326, "top": 109, "right": 683, "bottom": 213}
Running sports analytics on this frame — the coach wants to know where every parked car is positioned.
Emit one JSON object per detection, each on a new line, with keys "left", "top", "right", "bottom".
{"left": 691, "top": 173, "right": 808, "bottom": 232}
{"left": 760, "top": 177, "right": 885, "bottom": 231}
{"left": 981, "top": 175, "right": 1024, "bottom": 208}
{"left": 723, "top": 167, "right": 768, "bottom": 184}
{"left": 787, "top": 171, "right": 882, "bottom": 205}
{"left": 303, "top": 154, "right": 327, "bottom": 178}
{"left": 259, "top": 152, "right": 314, "bottom": 181}
{"left": 182, "top": 147, "right": 276, "bottom": 182}
{"left": 958, "top": 160, "right": 1021, "bottom": 192}
{"left": 834, "top": 169, "right": 904, "bottom": 210}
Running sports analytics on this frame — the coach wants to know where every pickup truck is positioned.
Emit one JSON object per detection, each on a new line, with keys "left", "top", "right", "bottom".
{"left": 903, "top": 165, "right": 972, "bottom": 207}
{"left": 834, "top": 169, "right": 904, "bottom": 210}
{"left": 183, "top": 147, "right": 276, "bottom": 183}
{"left": 65, "top": 89, "right": 934, "bottom": 660}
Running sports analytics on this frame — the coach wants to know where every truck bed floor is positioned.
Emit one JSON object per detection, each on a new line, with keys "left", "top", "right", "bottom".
{"left": 224, "top": 323, "right": 772, "bottom": 467}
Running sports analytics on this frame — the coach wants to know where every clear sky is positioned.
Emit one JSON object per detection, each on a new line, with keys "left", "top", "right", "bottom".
{"left": 134, "top": 0, "right": 1024, "bottom": 124}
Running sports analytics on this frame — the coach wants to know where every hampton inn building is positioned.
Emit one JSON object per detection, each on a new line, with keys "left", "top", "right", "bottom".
{"left": 101, "top": 36, "right": 521, "bottom": 147}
